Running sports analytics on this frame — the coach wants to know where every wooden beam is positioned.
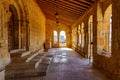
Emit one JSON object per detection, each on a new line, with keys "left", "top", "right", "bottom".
{"left": 57, "top": 2, "right": 86, "bottom": 12}
{"left": 67, "top": 0, "right": 90, "bottom": 8}
{"left": 41, "top": 8, "right": 81, "bottom": 21}
{"left": 74, "top": 0, "right": 93, "bottom": 5}
{"left": 41, "top": 8, "right": 81, "bottom": 20}
{"left": 59, "top": 0, "right": 88, "bottom": 10}
{"left": 40, "top": 0, "right": 86, "bottom": 12}
{"left": 38, "top": 1, "right": 84, "bottom": 15}
{"left": 46, "top": 14, "right": 74, "bottom": 26}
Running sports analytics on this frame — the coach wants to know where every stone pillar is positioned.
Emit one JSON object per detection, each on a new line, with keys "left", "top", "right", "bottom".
{"left": 76, "top": 26, "right": 79, "bottom": 51}
{"left": 93, "top": 3, "right": 98, "bottom": 65}
{"left": 84, "top": 21, "right": 88, "bottom": 57}
{"left": 25, "top": 21, "right": 29, "bottom": 50}
{"left": 112, "top": 0, "right": 120, "bottom": 79}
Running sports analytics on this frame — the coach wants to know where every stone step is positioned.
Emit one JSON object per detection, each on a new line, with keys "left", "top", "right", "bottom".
{"left": 10, "top": 52, "right": 23, "bottom": 58}
{"left": 5, "top": 52, "right": 49, "bottom": 79}
{"left": 5, "top": 50, "right": 52, "bottom": 79}
{"left": 10, "top": 51, "right": 40, "bottom": 64}
{"left": 5, "top": 66, "right": 47, "bottom": 79}
{"left": 6, "top": 53, "right": 44, "bottom": 70}
{"left": 6, "top": 62, "right": 49, "bottom": 79}
{"left": 6, "top": 62, "right": 35, "bottom": 70}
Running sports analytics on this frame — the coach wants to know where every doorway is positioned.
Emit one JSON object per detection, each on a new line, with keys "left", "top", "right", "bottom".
{"left": 8, "top": 5, "right": 19, "bottom": 51}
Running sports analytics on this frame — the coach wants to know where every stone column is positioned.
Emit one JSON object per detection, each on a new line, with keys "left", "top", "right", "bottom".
{"left": 84, "top": 21, "right": 88, "bottom": 58}
{"left": 93, "top": 3, "right": 98, "bottom": 65}
{"left": 112, "top": 0, "right": 120, "bottom": 79}
{"left": 25, "top": 21, "right": 29, "bottom": 50}
{"left": 76, "top": 26, "right": 79, "bottom": 51}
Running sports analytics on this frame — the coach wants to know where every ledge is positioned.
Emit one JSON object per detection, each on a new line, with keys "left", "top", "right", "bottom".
{"left": 97, "top": 51, "right": 111, "bottom": 58}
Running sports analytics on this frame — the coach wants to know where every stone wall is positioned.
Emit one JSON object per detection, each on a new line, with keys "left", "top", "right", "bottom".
{"left": 0, "top": 0, "right": 12, "bottom": 79}
{"left": 0, "top": 0, "right": 11, "bottom": 73}
{"left": 24, "top": 0, "right": 46, "bottom": 50}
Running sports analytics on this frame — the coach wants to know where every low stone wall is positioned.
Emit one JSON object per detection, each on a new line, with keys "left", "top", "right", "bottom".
{"left": 0, "top": 70, "right": 5, "bottom": 80}
{"left": 93, "top": 54, "right": 120, "bottom": 80}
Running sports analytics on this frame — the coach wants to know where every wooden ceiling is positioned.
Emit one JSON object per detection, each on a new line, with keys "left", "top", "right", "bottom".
{"left": 36, "top": 0, "right": 96, "bottom": 26}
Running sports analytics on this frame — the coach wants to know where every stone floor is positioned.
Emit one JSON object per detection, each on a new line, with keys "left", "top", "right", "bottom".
{"left": 6, "top": 48, "right": 110, "bottom": 80}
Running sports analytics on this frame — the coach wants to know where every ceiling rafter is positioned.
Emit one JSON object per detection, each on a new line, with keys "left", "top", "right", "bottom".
{"left": 75, "top": 0, "right": 94, "bottom": 5}
{"left": 45, "top": 14, "right": 74, "bottom": 26}
{"left": 66, "top": 0, "right": 90, "bottom": 8}
{"left": 38, "top": 0, "right": 84, "bottom": 15}
{"left": 41, "top": 7, "right": 81, "bottom": 20}
{"left": 43, "top": 0, "right": 87, "bottom": 11}
{"left": 59, "top": 0, "right": 88, "bottom": 10}
{"left": 39, "top": 3, "right": 82, "bottom": 17}
{"left": 36, "top": 0, "right": 96, "bottom": 26}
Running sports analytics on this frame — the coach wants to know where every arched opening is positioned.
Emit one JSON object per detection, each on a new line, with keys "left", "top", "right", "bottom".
{"left": 78, "top": 25, "right": 81, "bottom": 46}
{"left": 72, "top": 28, "right": 77, "bottom": 48}
{"left": 59, "top": 30, "right": 66, "bottom": 47}
{"left": 81, "top": 22, "right": 84, "bottom": 48}
{"left": 97, "top": 4, "right": 112, "bottom": 57}
{"left": 8, "top": 5, "right": 19, "bottom": 51}
{"left": 97, "top": 3, "right": 104, "bottom": 54}
{"left": 103, "top": 4, "right": 112, "bottom": 53}
{"left": 53, "top": 30, "right": 58, "bottom": 44}
{"left": 88, "top": 15, "right": 93, "bottom": 62}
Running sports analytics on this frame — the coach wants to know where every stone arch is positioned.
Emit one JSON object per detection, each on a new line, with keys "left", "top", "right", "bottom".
{"left": 102, "top": 0, "right": 112, "bottom": 15}
{"left": 97, "top": 2, "right": 104, "bottom": 53}
{"left": 20, "top": 0, "right": 29, "bottom": 23}
{"left": 9, "top": 5, "right": 19, "bottom": 22}
{"left": 9, "top": 0, "right": 30, "bottom": 50}
{"left": 81, "top": 22, "right": 84, "bottom": 48}
{"left": 8, "top": 0, "right": 30, "bottom": 50}
{"left": 97, "top": 3, "right": 103, "bottom": 22}
{"left": 14, "top": 0, "right": 24, "bottom": 26}
{"left": 78, "top": 24, "right": 82, "bottom": 46}
{"left": 8, "top": 4, "right": 19, "bottom": 51}
{"left": 53, "top": 30, "right": 58, "bottom": 44}
{"left": 20, "top": 0, "right": 30, "bottom": 50}
{"left": 53, "top": 30, "right": 59, "bottom": 47}
{"left": 59, "top": 30, "right": 66, "bottom": 47}
{"left": 88, "top": 15, "right": 93, "bottom": 45}
{"left": 104, "top": 4, "right": 112, "bottom": 22}
{"left": 88, "top": 15, "right": 93, "bottom": 60}
{"left": 97, "top": 2, "right": 112, "bottom": 56}
{"left": 103, "top": 4, "right": 112, "bottom": 53}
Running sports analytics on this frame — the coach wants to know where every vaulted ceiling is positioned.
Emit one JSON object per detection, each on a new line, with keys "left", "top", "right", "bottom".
{"left": 36, "top": 0, "right": 96, "bottom": 26}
